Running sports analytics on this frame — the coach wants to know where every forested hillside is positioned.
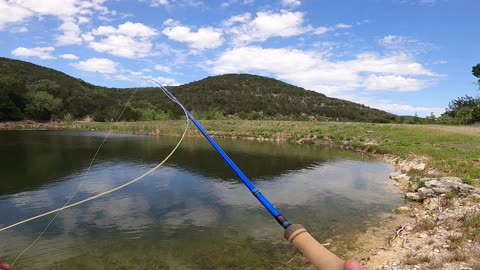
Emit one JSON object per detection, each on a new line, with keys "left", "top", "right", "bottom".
{"left": 0, "top": 57, "right": 398, "bottom": 123}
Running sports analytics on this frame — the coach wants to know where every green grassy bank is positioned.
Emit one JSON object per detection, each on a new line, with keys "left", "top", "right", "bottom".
{"left": 3, "top": 120, "right": 480, "bottom": 185}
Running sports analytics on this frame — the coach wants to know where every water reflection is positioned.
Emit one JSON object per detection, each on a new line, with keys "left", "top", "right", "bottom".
{"left": 0, "top": 130, "right": 363, "bottom": 195}
{"left": 0, "top": 131, "right": 403, "bottom": 269}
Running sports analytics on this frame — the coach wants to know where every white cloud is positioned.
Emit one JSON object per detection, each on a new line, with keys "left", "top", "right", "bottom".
{"left": 153, "top": 76, "right": 179, "bottom": 85}
{"left": 114, "top": 74, "right": 133, "bottom": 81}
{"left": 9, "top": 26, "right": 29, "bottom": 33}
{"left": 336, "top": 23, "right": 352, "bottom": 29}
{"left": 208, "top": 46, "right": 436, "bottom": 94}
{"left": 77, "top": 16, "right": 90, "bottom": 24}
{"left": 0, "top": 0, "right": 109, "bottom": 30}
{"left": 379, "top": 35, "right": 433, "bottom": 54}
{"left": 89, "top": 35, "right": 155, "bottom": 58}
{"left": 314, "top": 23, "right": 353, "bottom": 35}
{"left": 314, "top": 26, "right": 331, "bottom": 35}
{"left": 154, "top": 64, "right": 173, "bottom": 73}
{"left": 281, "top": 0, "right": 301, "bottom": 7}
{"left": 91, "top": 21, "right": 157, "bottom": 37}
{"left": 162, "top": 25, "right": 224, "bottom": 50}
{"left": 145, "top": 75, "right": 179, "bottom": 86}
{"left": 364, "top": 99, "right": 444, "bottom": 116}
{"left": 221, "top": 0, "right": 254, "bottom": 7}
{"left": 433, "top": 60, "right": 448, "bottom": 65}
{"left": 71, "top": 58, "right": 118, "bottom": 74}
{"left": 347, "top": 53, "right": 434, "bottom": 76}
{"left": 162, "top": 18, "right": 177, "bottom": 26}
{"left": 377, "top": 102, "right": 444, "bottom": 115}
{"left": 151, "top": 0, "right": 169, "bottom": 6}
{"left": 81, "top": 33, "right": 95, "bottom": 42}
{"left": 380, "top": 35, "right": 418, "bottom": 50}
{"left": 11, "top": 46, "right": 55, "bottom": 59}
{"left": 331, "top": 94, "right": 444, "bottom": 116}
{"left": 59, "top": 53, "right": 79, "bottom": 60}
{"left": 147, "top": 0, "right": 203, "bottom": 8}
{"left": 223, "top": 13, "right": 251, "bottom": 27}
{"left": 362, "top": 74, "right": 425, "bottom": 91}
{"left": 0, "top": 0, "right": 33, "bottom": 30}
{"left": 88, "top": 21, "right": 158, "bottom": 58}
{"left": 56, "top": 19, "right": 83, "bottom": 45}
{"left": 227, "top": 11, "right": 311, "bottom": 45}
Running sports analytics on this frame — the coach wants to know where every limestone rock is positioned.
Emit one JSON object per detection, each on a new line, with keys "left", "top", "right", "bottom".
{"left": 424, "top": 178, "right": 479, "bottom": 195}
{"left": 418, "top": 187, "right": 435, "bottom": 198}
{"left": 406, "top": 192, "right": 422, "bottom": 201}
{"left": 389, "top": 172, "right": 411, "bottom": 185}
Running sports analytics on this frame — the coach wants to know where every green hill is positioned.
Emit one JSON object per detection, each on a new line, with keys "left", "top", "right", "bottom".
{"left": 0, "top": 57, "right": 398, "bottom": 123}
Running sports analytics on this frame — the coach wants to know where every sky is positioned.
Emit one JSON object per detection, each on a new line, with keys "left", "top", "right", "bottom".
{"left": 0, "top": 0, "right": 478, "bottom": 117}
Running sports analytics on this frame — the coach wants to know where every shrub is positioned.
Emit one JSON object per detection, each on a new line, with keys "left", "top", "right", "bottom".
{"left": 64, "top": 113, "right": 75, "bottom": 123}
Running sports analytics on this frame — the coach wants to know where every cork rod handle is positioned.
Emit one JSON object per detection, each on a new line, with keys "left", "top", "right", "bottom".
{"left": 285, "top": 224, "right": 345, "bottom": 270}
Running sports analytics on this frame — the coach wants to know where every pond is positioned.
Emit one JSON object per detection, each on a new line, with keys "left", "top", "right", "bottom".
{"left": 0, "top": 130, "right": 403, "bottom": 269}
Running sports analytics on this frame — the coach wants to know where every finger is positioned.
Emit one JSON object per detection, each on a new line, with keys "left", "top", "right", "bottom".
{"left": 344, "top": 259, "right": 367, "bottom": 270}
{"left": 0, "top": 263, "right": 12, "bottom": 270}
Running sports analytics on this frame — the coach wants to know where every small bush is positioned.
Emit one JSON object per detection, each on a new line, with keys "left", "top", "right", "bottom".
{"left": 417, "top": 180, "right": 426, "bottom": 189}
{"left": 64, "top": 113, "right": 74, "bottom": 123}
{"left": 414, "top": 219, "right": 435, "bottom": 232}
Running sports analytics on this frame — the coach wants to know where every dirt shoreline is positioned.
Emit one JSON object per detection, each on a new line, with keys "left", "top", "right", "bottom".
{"left": 2, "top": 121, "right": 479, "bottom": 269}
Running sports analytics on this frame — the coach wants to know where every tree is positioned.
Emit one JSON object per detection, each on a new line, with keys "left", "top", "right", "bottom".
{"left": 473, "top": 64, "right": 480, "bottom": 85}
{"left": 25, "top": 91, "right": 62, "bottom": 121}
{"left": 445, "top": 95, "right": 477, "bottom": 117}
{"left": 455, "top": 107, "right": 474, "bottom": 125}
{"left": 0, "top": 77, "right": 28, "bottom": 121}
{"left": 0, "top": 93, "right": 24, "bottom": 121}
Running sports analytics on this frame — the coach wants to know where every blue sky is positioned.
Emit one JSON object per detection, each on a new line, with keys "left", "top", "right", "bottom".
{"left": 0, "top": 0, "right": 478, "bottom": 116}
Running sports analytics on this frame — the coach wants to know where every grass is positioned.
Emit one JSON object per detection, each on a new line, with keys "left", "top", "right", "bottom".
{"left": 448, "top": 233, "right": 466, "bottom": 248}
{"left": 3, "top": 120, "right": 480, "bottom": 185}
{"left": 464, "top": 214, "right": 480, "bottom": 229}
{"left": 414, "top": 218, "right": 436, "bottom": 232}
{"left": 403, "top": 253, "right": 432, "bottom": 265}
{"left": 440, "top": 192, "right": 458, "bottom": 209}
{"left": 463, "top": 214, "right": 480, "bottom": 241}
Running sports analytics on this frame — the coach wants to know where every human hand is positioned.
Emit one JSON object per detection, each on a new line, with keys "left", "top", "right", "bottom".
{"left": 0, "top": 258, "right": 12, "bottom": 270}
{"left": 344, "top": 259, "right": 369, "bottom": 270}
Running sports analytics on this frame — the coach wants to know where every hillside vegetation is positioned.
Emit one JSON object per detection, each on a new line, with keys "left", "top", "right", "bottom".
{"left": 0, "top": 57, "right": 399, "bottom": 123}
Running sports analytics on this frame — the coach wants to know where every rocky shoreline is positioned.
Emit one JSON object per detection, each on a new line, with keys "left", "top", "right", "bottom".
{"left": 355, "top": 156, "right": 480, "bottom": 270}
{"left": 1, "top": 122, "right": 479, "bottom": 269}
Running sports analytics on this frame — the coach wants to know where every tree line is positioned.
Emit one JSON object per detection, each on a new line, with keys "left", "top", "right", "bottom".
{"left": 437, "top": 64, "right": 480, "bottom": 125}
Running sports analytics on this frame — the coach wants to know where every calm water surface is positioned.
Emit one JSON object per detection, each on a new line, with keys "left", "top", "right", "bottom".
{"left": 0, "top": 131, "right": 403, "bottom": 269}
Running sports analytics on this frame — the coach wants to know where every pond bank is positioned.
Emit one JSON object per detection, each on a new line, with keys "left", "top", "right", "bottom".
{"left": 2, "top": 120, "right": 480, "bottom": 269}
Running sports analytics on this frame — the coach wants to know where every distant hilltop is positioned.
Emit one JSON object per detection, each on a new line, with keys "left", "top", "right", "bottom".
{"left": 0, "top": 57, "right": 398, "bottom": 123}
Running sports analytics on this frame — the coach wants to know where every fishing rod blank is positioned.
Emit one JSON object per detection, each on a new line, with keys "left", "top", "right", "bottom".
{"left": 154, "top": 82, "right": 345, "bottom": 270}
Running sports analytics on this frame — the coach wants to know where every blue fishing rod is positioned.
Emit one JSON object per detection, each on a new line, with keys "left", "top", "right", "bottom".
{"left": 156, "top": 83, "right": 291, "bottom": 228}
{"left": 155, "top": 82, "right": 345, "bottom": 270}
